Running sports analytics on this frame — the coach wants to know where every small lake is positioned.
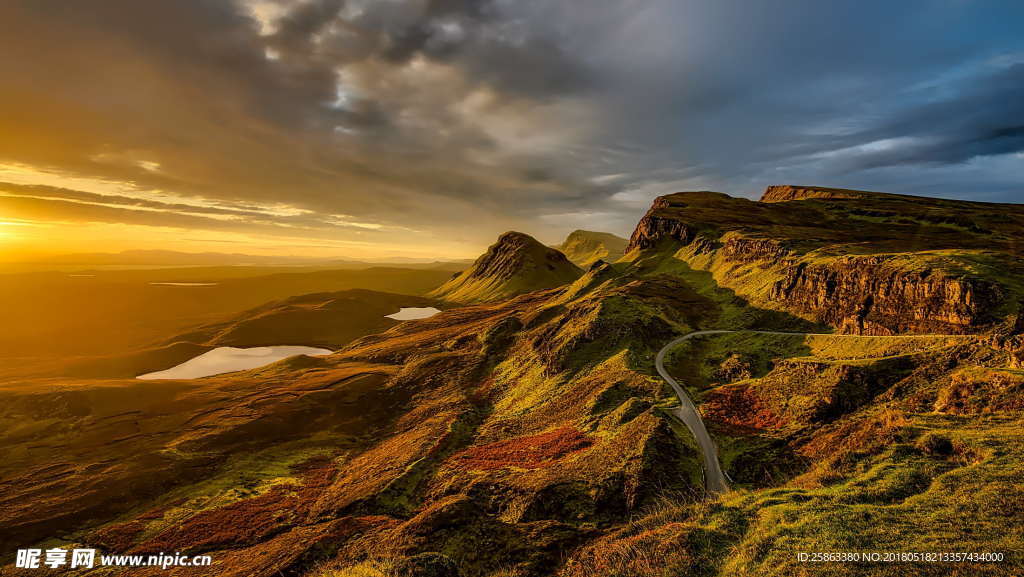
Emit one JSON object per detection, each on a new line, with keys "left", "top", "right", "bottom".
{"left": 386, "top": 307, "right": 442, "bottom": 320}
{"left": 137, "top": 346, "right": 332, "bottom": 380}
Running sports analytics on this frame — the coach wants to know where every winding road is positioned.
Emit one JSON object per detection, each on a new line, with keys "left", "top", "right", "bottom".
{"left": 655, "top": 330, "right": 972, "bottom": 496}
{"left": 655, "top": 330, "right": 735, "bottom": 495}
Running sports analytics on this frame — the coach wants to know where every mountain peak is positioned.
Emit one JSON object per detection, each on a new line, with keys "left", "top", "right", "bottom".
{"left": 430, "top": 231, "right": 582, "bottom": 303}
{"left": 491, "top": 230, "right": 545, "bottom": 253}
{"left": 555, "top": 229, "right": 628, "bottom": 267}
{"left": 497, "top": 230, "right": 536, "bottom": 241}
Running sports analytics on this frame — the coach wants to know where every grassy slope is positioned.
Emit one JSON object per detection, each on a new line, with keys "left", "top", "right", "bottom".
{"left": 0, "top": 263, "right": 711, "bottom": 575}
{"left": 555, "top": 230, "right": 629, "bottom": 267}
{"left": 561, "top": 332, "right": 1024, "bottom": 577}
{"left": 430, "top": 232, "right": 582, "bottom": 304}
{"left": 5, "top": 238, "right": 1020, "bottom": 576}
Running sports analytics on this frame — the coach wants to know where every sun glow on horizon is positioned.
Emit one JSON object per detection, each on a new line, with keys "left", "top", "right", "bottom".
{"left": 0, "top": 219, "right": 478, "bottom": 263}
{"left": 0, "top": 162, "right": 478, "bottom": 262}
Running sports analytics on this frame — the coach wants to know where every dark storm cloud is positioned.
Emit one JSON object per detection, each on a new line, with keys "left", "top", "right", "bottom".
{"left": 267, "top": 0, "right": 592, "bottom": 98}
{"left": 833, "top": 63, "right": 1024, "bottom": 170}
{"left": 273, "top": 0, "right": 346, "bottom": 50}
{"left": 1, "top": 0, "right": 1022, "bottom": 251}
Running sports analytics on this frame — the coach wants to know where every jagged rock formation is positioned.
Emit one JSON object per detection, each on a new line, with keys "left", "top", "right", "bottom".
{"left": 554, "top": 230, "right": 629, "bottom": 267}
{"left": 431, "top": 231, "right": 583, "bottom": 303}
{"left": 626, "top": 186, "right": 1024, "bottom": 334}
{"left": 760, "top": 184, "right": 884, "bottom": 203}
{"left": 628, "top": 211, "right": 693, "bottom": 251}
{"left": 768, "top": 256, "right": 1001, "bottom": 335}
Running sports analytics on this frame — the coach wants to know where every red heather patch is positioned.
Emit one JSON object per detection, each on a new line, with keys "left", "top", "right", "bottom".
{"left": 451, "top": 426, "right": 592, "bottom": 470}
{"left": 90, "top": 499, "right": 190, "bottom": 551}
{"left": 702, "top": 384, "right": 787, "bottom": 431}
{"left": 291, "top": 455, "right": 337, "bottom": 491}
{"left": 132, "top": 455, "right": 338, "bottom": 554}
{"left": 91, "top": 520, "right": 149, "bottom": 552}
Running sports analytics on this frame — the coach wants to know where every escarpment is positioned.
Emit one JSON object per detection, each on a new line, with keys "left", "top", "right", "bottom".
{"left": 768, "top": 257, "right": 1001, "bottom": 334}
{"left": 760, "top": 184, "right": 881, "bottom": 203}
{"left": 627, "top": 196, "right": 699, "bottom": 251}
{"left": 722, "top": 234, "right": 790, "bottom": 263}
{"left": 625, "top": 187, "right": 1023, "bottom": 335}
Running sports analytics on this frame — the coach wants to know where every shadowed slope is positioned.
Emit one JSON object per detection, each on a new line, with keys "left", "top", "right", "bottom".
{"left": 49, "top": 289, "right": 445, "bottom": 379}
{"left": 171, "top": 289, "right": 445, "bottom": 350}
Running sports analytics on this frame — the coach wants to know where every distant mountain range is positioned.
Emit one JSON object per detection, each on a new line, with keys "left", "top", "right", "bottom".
{"left": 9, "top": 232, "right": 631, "bottom": 275}
{"left": 11, "top": 249, "right": 474, "bottom": 268}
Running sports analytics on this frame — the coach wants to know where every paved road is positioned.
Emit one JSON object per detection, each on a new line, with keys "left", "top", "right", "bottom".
{"left": 655, "top": 330, "right": 735, "bottom": 495}
{"left": 655, "top": 330, "right": 973, "bottom": 496}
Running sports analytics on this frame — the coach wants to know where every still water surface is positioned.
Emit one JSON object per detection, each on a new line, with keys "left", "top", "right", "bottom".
{"left": 386, "top": 307, "right": 441, "bottom": 320}
{"left": 137, "top": 346, "right": 332, "bottom": 379}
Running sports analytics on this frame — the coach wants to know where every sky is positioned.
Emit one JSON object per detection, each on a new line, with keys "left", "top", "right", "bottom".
{"left": 1, "top": 0, "right": 1023, "bottom": 260}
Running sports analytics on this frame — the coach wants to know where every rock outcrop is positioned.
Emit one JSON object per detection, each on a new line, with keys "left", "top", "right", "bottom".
{"left": 768, "top": 257, "right": 1000, "bottom": 335}
{"left": 627, "top": 196, "right": 699, "bottom": 251}
{"left": 760, "top": 184, "right": 881, "bottom": 203}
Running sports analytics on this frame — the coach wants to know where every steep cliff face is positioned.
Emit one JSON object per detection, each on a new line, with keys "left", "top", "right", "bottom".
{"left": 768, "top": 257, "right": 1001, "bottom": 335}
{"left": 721, "top": 235, "right": 789, "bottom": 263}
{"left": 760, "top": 185, "right": 880, "bottom": 203}
{"left": 627, "top": 196, "right": 698, "bottom": 251}
{"left": 625, "top": 187, "right": 1023, "bottom": 334}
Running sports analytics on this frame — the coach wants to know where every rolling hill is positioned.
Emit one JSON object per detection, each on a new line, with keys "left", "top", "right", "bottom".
{"left": 56, "top": 289, "right": 446, "bottom": 379}
{"left": 170, "top": 289, "right": 444, "bottom": 350}
{"left": 0, "top": 265, "right": 458, "bottom": 363}
{"left": 1, "top": 186, "right": 1022, "bottom": 577}
{"left": 553, "top": 230, "right": 628, "bottom": 267}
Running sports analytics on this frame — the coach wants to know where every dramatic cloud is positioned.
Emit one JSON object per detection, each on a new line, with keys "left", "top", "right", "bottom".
{"left": 0, "top": 0, "right": 1021, "bottom": 256}
{"left": 821, "top": 63, "right": 1024, "bottom": 170}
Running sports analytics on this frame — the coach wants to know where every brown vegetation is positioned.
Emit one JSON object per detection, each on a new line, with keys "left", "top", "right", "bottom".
{"left": 448, "top": 427, "right": 593, "bottom": 471}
